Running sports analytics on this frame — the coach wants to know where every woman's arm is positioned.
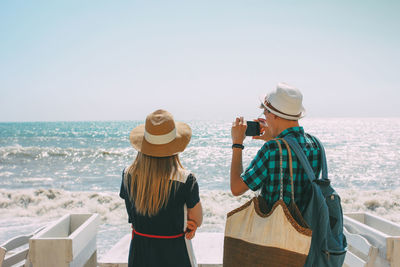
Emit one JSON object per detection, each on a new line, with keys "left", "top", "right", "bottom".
{"left": 186, "top": 201, "right": 203, "bottom": 239}
{"left": 187, "top": 201, "right": 203, "bottom": 227}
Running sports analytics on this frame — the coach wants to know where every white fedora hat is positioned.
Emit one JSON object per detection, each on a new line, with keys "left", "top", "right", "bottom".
{"left": 260, "top": 82, "right": 306, "bottom": 120}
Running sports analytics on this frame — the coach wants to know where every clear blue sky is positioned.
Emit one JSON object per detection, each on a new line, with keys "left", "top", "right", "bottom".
{"left": 1, "top": 0, "right": 399, "bottom": 122}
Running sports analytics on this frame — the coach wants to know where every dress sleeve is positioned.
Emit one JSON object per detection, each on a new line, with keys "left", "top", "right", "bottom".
{"left": 184, "top": 173, "right": 200, "bottom": 209}
{"left": 119, "top": 168, "right": 128, "bottom": 200}
{"left": 119, "top": 168, "right": 134, "bottom": 224}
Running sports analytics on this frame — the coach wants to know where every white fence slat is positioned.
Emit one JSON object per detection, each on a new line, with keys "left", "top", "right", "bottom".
{"left": 344, "top": 251, "right": 367, "bottom": 267}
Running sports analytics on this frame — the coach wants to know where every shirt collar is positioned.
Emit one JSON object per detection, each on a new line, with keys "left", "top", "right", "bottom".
{"left": 277, "top": 126, "right": 304, "bottom": 139}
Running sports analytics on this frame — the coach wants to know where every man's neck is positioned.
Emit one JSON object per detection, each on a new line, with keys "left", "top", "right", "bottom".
{"left": 274, "top": 119, "right": 299, "bottom": 137}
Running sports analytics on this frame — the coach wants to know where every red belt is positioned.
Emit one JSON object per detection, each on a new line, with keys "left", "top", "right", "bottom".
{"left": 131, "top": 226, "right": 185, "bottom": 240}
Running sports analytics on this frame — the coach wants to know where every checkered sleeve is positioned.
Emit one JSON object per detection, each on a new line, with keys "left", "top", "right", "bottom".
{"left": 241, "top": 144, "right": 270, "bottom": 191}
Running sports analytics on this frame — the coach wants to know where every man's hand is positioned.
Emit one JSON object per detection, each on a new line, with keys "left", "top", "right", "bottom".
{"left": 252, "top": 118, "right": 273, "bottom": 141}
{"left": 230, "top": 116, "right": 249, "bottom": 196}
{"left": 231, "top": 117, "right": 247, "bottom": 144}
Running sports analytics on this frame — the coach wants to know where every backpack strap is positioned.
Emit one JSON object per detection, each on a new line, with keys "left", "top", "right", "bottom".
{"left": 279, "top": 138, "right": 295, "bottom": 203}
{"left": 284, "top": 135, "right": 329, "bottom": 183}
{"left": 273, "top": 139, "right": 285, "bottom": 200}
{"left": 283, "top": 137, "right": 318, "bottom": 183}
{"left": 309, "top": 135, "right": 328, "bottom": 180}
{"left": 274, "top": 138, "right": 295, "bottom": 203}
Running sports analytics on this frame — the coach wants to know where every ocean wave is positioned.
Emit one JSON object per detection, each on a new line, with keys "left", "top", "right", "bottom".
{"left": 0, "top": 145, "right": 133, "bottom": 160}
{"left": 1, "top": 188, "right": 400, "bottom": 231}
{"left": 0, "top": 171, "right": 13, "bottom": 177}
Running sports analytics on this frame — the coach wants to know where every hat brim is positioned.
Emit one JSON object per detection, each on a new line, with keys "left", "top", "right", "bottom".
{"left": 129, "top": 121, "right": 192, "bottom": 157}
{"left": 259, "top": 94, "right": 306, "bottom": 120}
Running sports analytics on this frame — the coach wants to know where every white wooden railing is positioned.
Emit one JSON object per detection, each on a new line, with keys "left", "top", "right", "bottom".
{"left": 28, "top": 213, "right": 100, "bottom": 267}
{"left": 343, "top": 212, "right": 400, "bottom": 267}
{"left": 3, "top": 212, "right": 400, "bottom": 267}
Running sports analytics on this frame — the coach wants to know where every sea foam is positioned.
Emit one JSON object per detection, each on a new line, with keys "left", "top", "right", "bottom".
{"left": 1, "top": 187, "right": 400, "bottom": 256}
{"left": 1, "top": 187, "right": 400, "bottom": 228}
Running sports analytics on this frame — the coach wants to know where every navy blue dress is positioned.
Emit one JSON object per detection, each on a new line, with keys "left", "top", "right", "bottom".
{"left": 119, "top": 168, "right": 200, "bottom": 267}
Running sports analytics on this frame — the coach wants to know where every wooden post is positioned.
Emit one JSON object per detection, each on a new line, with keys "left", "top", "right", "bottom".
{"left": 29, "top": 213, "right": 100, "bottom": 267}
{"left": 387, "top": 237, "right": 400, "bottom": 267}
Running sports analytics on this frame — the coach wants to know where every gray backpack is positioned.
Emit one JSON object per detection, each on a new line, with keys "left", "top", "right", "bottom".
{"left": 284, "top": 136, "right": 347, "bottom": 267}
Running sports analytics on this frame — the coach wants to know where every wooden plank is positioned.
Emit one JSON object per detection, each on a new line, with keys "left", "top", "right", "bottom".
{"left": 37, "top": 214, "right": 70, "bottom": 238}
{"left": 70, "top": 214, "right": 91, "bottom": 233}
{"left": 1, "top": 226, "right": 44, "bottom": 267}
{"left": 344, "top": 251, "right": 366, "bottom": 267}
{"left": 345, "top": 213, "right": 366, "bottom": 224}
{"left": 364, "top": 213, "right": 400, "bottom": 236}
{"left": 98, "top": 234, "right": 130, "bottom": 267}
{"left": 344, "top": 226, "right": 373, "bottom": 256}
{"left": 344, "top": 213, "right": 397, "bottom": 266}
{"left": 344, "top": 216, "right": 388, "bottom": 248}
{"left": 69, "top": 236, "right": 97, "bottom": 267}
{"left": 98, "top": 233, "right": 225, "bottom": 267}
{"left": 192, "top": 233, "right": 223, "bottom": 265}
{"left": 29, "top": 213, "right": 99, "bottom": 267}
{"left": 1, "top": 235, "right": 31, "bottom": 250}
{"left": 29, "top": 238, "right": 72, "bottom": 266}
{"left": 0, "top": 247, "right": 6, "bottom": 266}
{"left": 1, "top": 233, "right": 32, "bottom": 267}
{"left": 70, "top": 214, "right": 100, "bottom": 259}
{"left": 387, "top": 237, "right": 400, "bottom": 266}
{"left": 2, "top": 247, "right": 29, "bottom": 267}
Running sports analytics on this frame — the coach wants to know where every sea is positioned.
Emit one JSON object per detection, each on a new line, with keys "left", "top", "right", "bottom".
{"left": 1, "top": 118, "right": 400, "bottom": 256}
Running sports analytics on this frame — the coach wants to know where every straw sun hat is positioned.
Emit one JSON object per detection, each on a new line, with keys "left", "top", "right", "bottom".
{"left": 130, "top": 109, "right": 192, "bottom": 157}
{"left": 260, "top": 82, "right": 306, "bottom": 120}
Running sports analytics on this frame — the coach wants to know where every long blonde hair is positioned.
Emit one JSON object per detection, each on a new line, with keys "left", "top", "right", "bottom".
{"left": 125, "top": 152, "right": 183, "bottom": 217}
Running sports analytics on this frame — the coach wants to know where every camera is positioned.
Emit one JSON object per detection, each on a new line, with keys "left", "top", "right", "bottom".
{"left": 245, "top": 121, "right": 260, "bottom": 136}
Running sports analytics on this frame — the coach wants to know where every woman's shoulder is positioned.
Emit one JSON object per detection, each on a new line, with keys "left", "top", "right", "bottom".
{"left": 171, "top": 168, "right": 196, "bottom": 184}
{"left": 121, "top": 167, "right": 133, "bottom": 190}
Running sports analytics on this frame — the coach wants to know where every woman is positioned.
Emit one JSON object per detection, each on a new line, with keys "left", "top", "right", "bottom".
{"left": 120, "top": 109, "right": 203, "bottom": 267}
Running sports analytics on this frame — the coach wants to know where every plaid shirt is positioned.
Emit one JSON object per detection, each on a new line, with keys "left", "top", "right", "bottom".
{"left": 241, "top": 127, "right": 322, "bottom": 213}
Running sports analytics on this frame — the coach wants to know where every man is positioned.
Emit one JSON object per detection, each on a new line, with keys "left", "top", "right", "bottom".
{"left": 230, "top": 82, "right": 322, "bottom": 213}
